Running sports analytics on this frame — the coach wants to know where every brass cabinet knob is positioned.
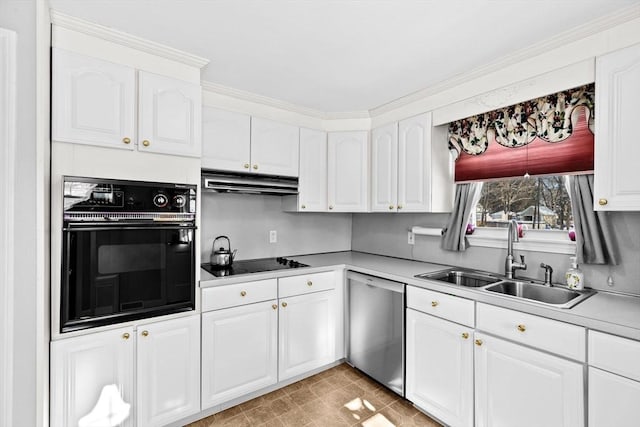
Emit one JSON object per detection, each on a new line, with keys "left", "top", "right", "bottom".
{"left": 142, "top": 140, "right": 150, "bottom": 147}
{"left": 475, "top": 339, "right": 483, "bottom": 346}
{"left": 141, "top": 330, "right": 149, "bottom": 337}
{"left": 598, "top": 198, "right": 608, "bottom": 206}
{"left": 397, "top": 205, "right": 403, "bottom": 210}
{"left": 389, "top": 205, "right": 394, "bottom": 210}
{"left": 431, "top": 301, "right": 438, "bottom": 307}
{"left": 243, "top": 163, "right": 250, "bottom": 169}
{"left": 253, "top": 164, "right": 259, "bottom": 170}
{"left": 281, "top": 302, "right": 288, "bottom": 308}
{"left": 517, "top": 324, "right": 526, "bottom": 332}
{"left": 462, "top": 332, "right": 469, "bottom": 339}
{"left": 307, "top": 280, "right": 313, "bottom": 287}
{"left": 240, "top": 290, "right": 247, "bottom": 297}
{"left": 301, "top": 204, "right": 306, "bottom": 209}
{"left": 122, "top": 332, "right": 130, "bottom": 340}
{"left": 272, "top": 304, "right": 278, "bottom": 310}
{"left": 122, "top": 137, "right": 131, "bottom": 144}
{"left": 329, "top": 205, "right": 334, "bottom": 210}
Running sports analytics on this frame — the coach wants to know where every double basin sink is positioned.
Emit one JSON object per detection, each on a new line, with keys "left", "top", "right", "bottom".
{"left": 415, "top": 268, "right": 595, "bottom": 309}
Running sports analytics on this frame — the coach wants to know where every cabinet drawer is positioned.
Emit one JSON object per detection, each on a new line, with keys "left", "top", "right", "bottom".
{"left": 202, "top": 279, "right": 277, "bottom": 312}
{"left": 407, "top": 286, "right": 475, "bottom": 327}
{"left": 278, "top": 271, "right": 336, "bottom": 298}
{"left": 477, "top": 303, "right": 585, "bottom": 361}
{"left": 589, "top": 330, "right": 640, "bottom": 381}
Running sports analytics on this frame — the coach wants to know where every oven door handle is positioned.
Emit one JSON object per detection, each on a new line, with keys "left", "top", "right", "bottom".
{"left": 63, "top": 225, "right": 197, "bottom": 232}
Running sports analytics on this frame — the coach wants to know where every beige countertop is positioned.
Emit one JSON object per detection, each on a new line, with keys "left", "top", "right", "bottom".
{"left": 200, "top": 251, "right": 640, "bottom": 341}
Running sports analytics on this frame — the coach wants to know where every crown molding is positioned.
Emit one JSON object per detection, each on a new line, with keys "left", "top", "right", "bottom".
{"left": 369, "top": 3, "right": 640, "bottom": 117}
{"left": 50, "top": 10, "right": 210, "bottom": 69}
{"left": 202, "top": 80, "right": 370, "bottom": 120}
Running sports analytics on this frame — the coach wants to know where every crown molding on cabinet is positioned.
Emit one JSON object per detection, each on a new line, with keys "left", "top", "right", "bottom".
{"left": 368, "top": 3, "right": 640, "bottom": 118}
{"left": 50, "top": 10, "right": 210, "bottom": 69}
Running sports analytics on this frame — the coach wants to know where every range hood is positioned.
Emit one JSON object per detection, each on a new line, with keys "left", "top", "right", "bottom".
{"left": 202, "top": 171, "right": 298, "bottom": 195}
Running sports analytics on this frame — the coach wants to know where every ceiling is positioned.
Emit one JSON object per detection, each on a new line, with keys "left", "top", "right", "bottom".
{"left": 49, "top": 0, "right": 638, "bottom": 113}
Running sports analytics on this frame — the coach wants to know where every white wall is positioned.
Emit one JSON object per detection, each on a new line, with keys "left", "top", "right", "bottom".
{"left": 201, "top": 193, "right": 352, "bottom": 262}
{"left": 351, "top": 212, "right": 640, "bottom": 295}
{"left": 0, "top": 1, "right": 38, "bottom": 426}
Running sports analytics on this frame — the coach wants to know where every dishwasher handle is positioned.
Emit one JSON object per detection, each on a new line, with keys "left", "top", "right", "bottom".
{"left": 347, "top": 271, "right": 405, "bottom": 294}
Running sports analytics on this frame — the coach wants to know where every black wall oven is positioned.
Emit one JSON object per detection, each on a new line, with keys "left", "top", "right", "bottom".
{"left": 61, "top": 177, "right": 197, "bottom": 333}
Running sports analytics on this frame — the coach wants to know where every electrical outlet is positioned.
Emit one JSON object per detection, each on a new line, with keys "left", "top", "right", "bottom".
{"left": 269, "top": 230, "right": 277, "bottom": 243}
{"left": 408, "top": 231, "right": 415, "bottom": 245}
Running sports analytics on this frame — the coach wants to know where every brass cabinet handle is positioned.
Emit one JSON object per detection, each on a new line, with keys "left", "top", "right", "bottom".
{"left": 142, "top": 140, "right": 150, "bottom": 147}
{"left": 431, "top": 301, "right": 438, "bottom": 307}
{"left": 253, "top": 164, "right": 259, "bottom": 170}
{"left": 122, "top": 137, "right": 131, "bottom": 144}
{"left": 307, "top": 280, "right": 313, "bottom": 287}
{"left": 388, "top": 205, "right": 394, "bottom": 210}
{"left": 397, "top": 205, "right": 403, "bottom": 210}
{"left": 517, "top": 324, "right": 526, "bottom": 332}
{"left": 301, "top": 204, "right": 306, "bottom": 209}
{"left": 272, "top": 304, "right": 278, "bottom": 310}
{"left": 243, "top": 163, "right": 250, "bottom": 169}
{"left": 462, "top": 332, "right": 469, "bottom": 339}
{"left": 328, "top": 205, "right": 334, "bottom": 210}
{"left": 281, "top": 302, "right": 287, "bottom": 308}
{"left": 475, "top": 339, "right": 483, "bottom": 346}
{"left": 122, "top": 332, "right": 130, "bottom": 340}
{"left": 240, "top": 290, "right": 247, "bottom": 297}
{"left": 141, "top": 330, "right": 149, "bottom": 337}
{"left": 598, "top": 198, "right": 608, "bottom": 206}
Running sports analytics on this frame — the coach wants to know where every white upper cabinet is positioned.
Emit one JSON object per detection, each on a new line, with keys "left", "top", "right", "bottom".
{"left": 250, "top": 117, "right": 300, "bottom": 177}
{"left": 327, "top": 131, "right": 369, "bottom": 212}
{"left": 52, "top": 48, "right": 136, "bottom": 150}
{"left": 138, "top": 71, "right": 202, "bottom": 157}
{"left": 371, "top": 113, "right": 453, "bottom": 213}
{"left": 52, "top": 48, "right": 202, "bottom": 158}
{"left": 371, "top": 122, "right": 399, "bottom": 212}
{"left": 201, "top": 107, "right": 251, "bottom": 172}
{"left": 594, "top": 43, "right": 640, "bottom": 210}
{"left": 298, "top": 128, "right": 328, "bottom": 211}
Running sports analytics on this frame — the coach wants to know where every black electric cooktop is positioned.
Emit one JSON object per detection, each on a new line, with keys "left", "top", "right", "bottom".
{"left": 202, "top": 257, "right": 309, "bottom": 278}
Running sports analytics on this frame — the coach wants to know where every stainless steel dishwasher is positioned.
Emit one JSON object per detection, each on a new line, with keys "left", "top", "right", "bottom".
{"left": 347, "top": 271, "right": 405, "bottom": 396}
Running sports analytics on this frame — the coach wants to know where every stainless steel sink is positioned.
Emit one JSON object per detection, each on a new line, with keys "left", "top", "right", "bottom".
{"left": 483, "top": 280, "right": 595, "bottom": 308}
{"left": 415, "top": 268, "right": 501, "bottom": 288}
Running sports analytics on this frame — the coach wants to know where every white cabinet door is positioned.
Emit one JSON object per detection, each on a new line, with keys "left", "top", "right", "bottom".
{"left": 250, "top": 117, "right": 299, "bottom": 177}
{"left": 327, "top": 131, "right": 369, "bottom": 212}
{"left": 594, "top": 42, "right": 640, "bottom": 210}
{"left": 201, "top": 107, "right": 251, "bottom": 172}
{"left": 279, "top": 290, "right": 336, "bottom": 381}
{"left": 298, "top": 128, "right": 328, "bottom": 211}
{"left": 201, "top": 300, "right": 278, "bottom": 409}
{"left": 138, "top": 71, "right": 202, "bottom": 157}
{"left": 50, "top": 326, "right": 135, "bottom": 427}
{"left": 136, "top": 316, "right": 200, "bottom": 427}
{"left": 371, "top": 123, "right": 398, "bottom": 212}
{"left": 406, "top": 309, "right": 473, "bottom": 427}
{"left": 474, "top": 332, "right": 584, "bottom": 427}
{"left": 52, "top": 48, "right": 136, "bottom": 150}
{"left": 589, "top": 367, "right": 640, "bottom": 427}
{"left": 398, "top": 113, "right": 431, "bottom": 212}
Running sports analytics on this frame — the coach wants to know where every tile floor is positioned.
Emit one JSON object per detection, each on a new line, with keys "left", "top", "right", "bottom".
{"left": 187, "top": 363, "right": 442, "bottom": 426}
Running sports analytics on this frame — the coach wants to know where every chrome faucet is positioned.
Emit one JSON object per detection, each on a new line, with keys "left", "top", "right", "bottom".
{"left": 505, "top": 219, "right": 526, "bottom": 279}
{"left": 540, "top": 263, "right": 553, "bottom": 287}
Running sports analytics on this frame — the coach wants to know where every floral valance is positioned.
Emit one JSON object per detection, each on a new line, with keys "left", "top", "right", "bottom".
{"left": 448, "top": 84, "right": 595, "bottom": 183}
{"left": 449, "top": 84, "right": 594, "bottom": 156}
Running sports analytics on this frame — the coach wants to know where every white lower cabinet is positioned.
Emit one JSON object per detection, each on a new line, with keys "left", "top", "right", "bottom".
{"left": 201, "top": 300, "right": 278, "bottom": 409}
{"left": 589, "top": 367, "right": 640, "bottom": 427}
{"left": 279, "top": 290, "right": 337, "bottom": 381}
{"left": 474, "top": 332, "right": 584, "bottom": 427}
{"left": 406, "top": 309, "right": 474, "bottom": 427}
{"left": 50, "top": 315, "right": 200, "bottom": 427}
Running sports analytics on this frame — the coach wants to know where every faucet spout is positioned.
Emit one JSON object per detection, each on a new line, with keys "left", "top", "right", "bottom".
{"left": 505, "top": 219, "right": 527, "bottom": 278}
